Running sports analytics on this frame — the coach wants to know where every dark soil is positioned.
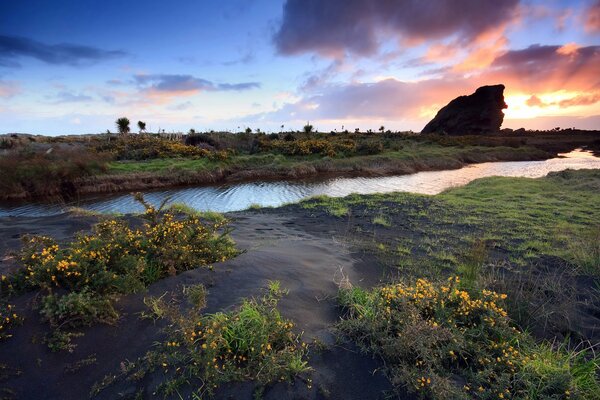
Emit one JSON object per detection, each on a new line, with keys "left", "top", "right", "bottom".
{"left": 0, "top": 211, "right": 397, "bottom": 400}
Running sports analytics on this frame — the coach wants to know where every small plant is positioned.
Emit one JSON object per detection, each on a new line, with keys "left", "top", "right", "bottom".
{"left": 183, "top": 284, "right": 207, "bottom": 310}
{"left": 373, "top": 215, "right": 391, "bottom": 227}
{"left": 0, "top": 302, "right": 20, "bottom": 341}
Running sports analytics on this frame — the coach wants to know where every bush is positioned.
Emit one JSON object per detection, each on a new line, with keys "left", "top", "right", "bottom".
{"left": 93, "top": 135, "right": 213, "bottom": 160}
{"left": 14, "top": 194, "right": 237, "bottom": 349}
{"left": 338, "top": 277, "right": 600, "bottom": 399}
{"left": 106, "top": 283, "right": 309, "bottom": 397}
{"left": 40, "top": 289, "right": 118, "bottom": 328}
{"left": 0, "top": 302, "right": 20, "bottom": 341}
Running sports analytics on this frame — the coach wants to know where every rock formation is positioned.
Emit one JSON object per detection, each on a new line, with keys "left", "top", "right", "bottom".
{"left": 421, "top": 85, "right": 507, "bottom": 135}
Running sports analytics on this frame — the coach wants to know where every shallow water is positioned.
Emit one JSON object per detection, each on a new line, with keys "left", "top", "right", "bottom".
{"left": 1, "top": 149, "right": 599, "bottom": 217}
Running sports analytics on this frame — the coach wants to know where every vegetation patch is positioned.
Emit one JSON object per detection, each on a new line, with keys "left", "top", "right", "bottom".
{"left": 338, "top": 277, "right": 600, "bottom": 399}
{"left": 9, "top": 194, "right": 237, "bottom": 350}
{"left": 95, "top": 282, "right": 310, "bottom": 398}
{"left": 0, "top": 302, "right": 20, "bottom": 341}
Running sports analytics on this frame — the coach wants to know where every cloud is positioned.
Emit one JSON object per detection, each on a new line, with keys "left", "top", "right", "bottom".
{"left": 248, "top": 41, "right": 600, "bottom": 130}
{"left": 251, "top": 78, "right": 468, "bottom": 124}
{"left": 134, "top": 74, "right": 260, "bottom": 95}
{"left": 0, "top": 80, "right": 19, "bottom": 98}
{"left": 524, "top": 93, "right": 600, "bottom": 109}
{"left": 0, "top": 35, "right": 127, "bottom": 67}
{"left": 487, "top": 44, "right": 600, "bottom": 92}
{"left": 274, "top": 0, "right": 520, "bottom": 57}
{"left": 47, "top": 91, "right": 94, "bottom": 103}
{"left": 586, "top": 0, "right": 600, "bottom": 32}
{"left": 526, "top": 95, "right": 545, "bottom": 107}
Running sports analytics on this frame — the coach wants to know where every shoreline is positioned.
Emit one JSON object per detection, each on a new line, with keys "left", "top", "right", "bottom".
{"left": 1, "top": 145, "right": 551, "bottom": 202}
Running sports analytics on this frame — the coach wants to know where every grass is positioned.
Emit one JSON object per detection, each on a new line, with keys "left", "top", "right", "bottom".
{"left": 300, "top": 169, "right": 600, "bottom": 350}
{"left": 373, "top": 215, "right": 391, "bottom": 227}
{"left": 338, "top": 277, "right": 600, "bottom": 399}
{"left": 96, "top": 282, "right": 310, "bottom": 398}
{"left": 301, "top": 169, "right": 600, "bottom": 277}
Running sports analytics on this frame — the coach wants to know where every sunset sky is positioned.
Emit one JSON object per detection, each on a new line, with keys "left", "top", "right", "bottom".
{"left": 1, "top": 0, "right": 600, "bottom": 135}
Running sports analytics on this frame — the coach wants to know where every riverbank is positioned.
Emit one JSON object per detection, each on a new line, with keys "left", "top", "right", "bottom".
{"left": 2, "top": 130, "right": 599, "bottom": 201}
{"left": 1, "top": 169, "right": 598, "bottom": 399}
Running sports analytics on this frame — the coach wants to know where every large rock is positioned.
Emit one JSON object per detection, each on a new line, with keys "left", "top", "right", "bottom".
{"left": 422, "top": 85, "right": 507, "bottom": 135}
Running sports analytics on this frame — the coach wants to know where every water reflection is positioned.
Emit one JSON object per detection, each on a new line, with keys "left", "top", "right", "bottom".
{"left": 1, "top": 149, "right": 599, "bottom": 217}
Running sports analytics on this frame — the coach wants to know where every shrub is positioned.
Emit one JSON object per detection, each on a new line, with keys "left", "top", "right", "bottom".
{"left": 105, "top": 283, "right": 310, "bottom": 397}
{"left": 0, "top": 302, "right": 20, "bottom": 341}
{"left": 40, "top": 289, "right": 118, "bottom": 328}
{"left": 14, "top": 194, "right": 237, "bottom": 349}
{"left": 93, "top": 135, "right": 214, "bottom": 160}
{"left": 338, "top": 277, "right": 600, "bottom": 399}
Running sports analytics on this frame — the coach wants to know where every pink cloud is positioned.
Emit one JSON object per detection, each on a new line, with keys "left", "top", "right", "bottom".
{"left": 0, "top": 80, "right": 19, "bottom": 98}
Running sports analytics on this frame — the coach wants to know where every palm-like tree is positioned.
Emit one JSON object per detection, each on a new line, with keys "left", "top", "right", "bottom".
{"left": 379, "top": 125, "right": 385, "bottom": 133}
{"left": 137, "top": 120, "right": 146, "bottom": 134}
{"left": 303, "top": 122, "right": 314, "bottom": 134}
{"left": 116, "top": 117, "right": 130, "bottom": 135}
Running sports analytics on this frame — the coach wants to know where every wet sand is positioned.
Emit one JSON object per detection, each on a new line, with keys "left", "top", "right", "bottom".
{"left": 0, "top": 211, "right": 396, "bottom": 400}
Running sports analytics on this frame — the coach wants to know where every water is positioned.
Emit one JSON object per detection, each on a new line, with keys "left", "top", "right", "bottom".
{"left": 1, "top": 149, "right": 599, "bottom": 217}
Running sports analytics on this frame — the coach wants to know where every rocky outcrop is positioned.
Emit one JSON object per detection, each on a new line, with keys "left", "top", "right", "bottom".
{"left": 422, "top": 85, "right": 507, "bottom": 135}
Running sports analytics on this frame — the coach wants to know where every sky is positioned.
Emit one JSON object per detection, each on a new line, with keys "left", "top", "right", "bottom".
{"left": 1, "top": 0, "right": 600, "bottom": 135}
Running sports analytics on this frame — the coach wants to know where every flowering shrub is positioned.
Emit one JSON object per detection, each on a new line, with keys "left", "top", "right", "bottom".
{"left": 101, "top": 282, "right": 309, "bottom": 398}
{"left": 0, "top": 302, "right": 20, "bottom": 341}
{"left": 338, "top": 277, "right": 600, "bottom": 399}
{"left": 14, "top": 194, "right": 237, "bottom": 349}
{"left": 93, "top": 135, "right": 224, "bottom": 160}
{"left": 262, "top": 138, "right": 357, "bottom": 157}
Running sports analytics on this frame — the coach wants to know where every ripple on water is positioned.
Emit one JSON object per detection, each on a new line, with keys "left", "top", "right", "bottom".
{"left": 1, "top": 149, "right": 599, "bottom": 217}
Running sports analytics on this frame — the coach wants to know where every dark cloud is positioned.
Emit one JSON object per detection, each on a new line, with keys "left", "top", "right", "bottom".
{"left": 134, "top": 74, "right": 260, "bottom": 93}
{"left": 274, "top": 0, "right": 519, "bottom": 57}
{"left": 488, "top": 44, "right": 600, "bottom": 92}
{"left": 586, "top": 0, "right": 600, "bottom": 32}
{"left": 0, "top": 35, "right": 127, "bottom": 67}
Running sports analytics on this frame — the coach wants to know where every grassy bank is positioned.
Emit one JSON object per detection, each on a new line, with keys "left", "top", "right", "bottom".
{"left": 3, "top": 130, "right": 598, "bottom": 200}
{"left": 293, "top": 169, "right": 600, "bottom": 398}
